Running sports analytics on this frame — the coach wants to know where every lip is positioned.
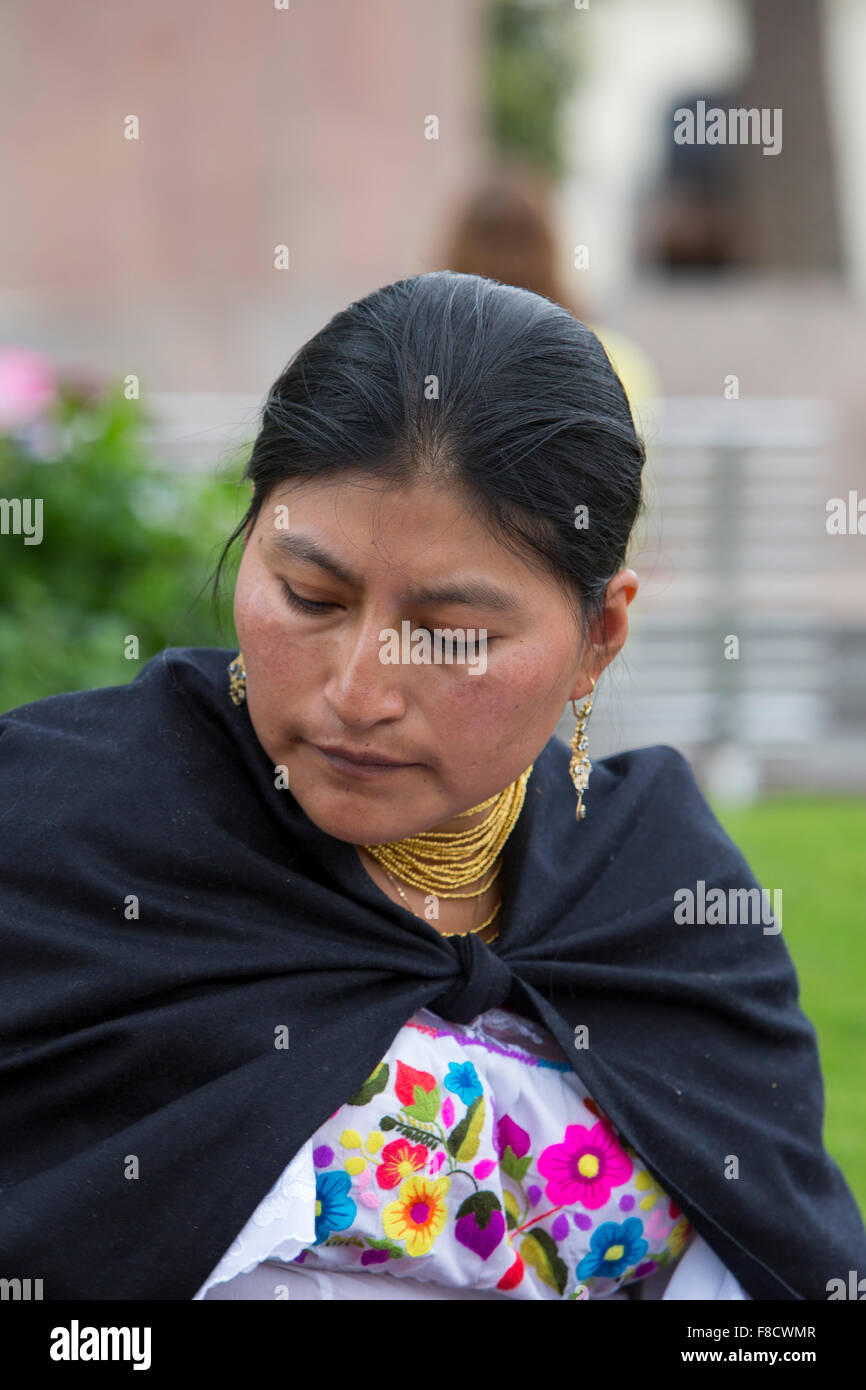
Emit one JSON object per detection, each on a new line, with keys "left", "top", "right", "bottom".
{"left": 310, "top": 742, "right": 418, "bottom": 777}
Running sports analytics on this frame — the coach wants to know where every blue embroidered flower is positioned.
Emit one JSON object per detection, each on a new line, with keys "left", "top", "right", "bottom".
{"left": 313, "top": 1168, "right": 356, "bottom": 1244}
{"left": 444, "top": 1060, "right": 483, "bottom": 1105}
{"left": 576, "top": 1217, "right": 648, "bottom": 1280}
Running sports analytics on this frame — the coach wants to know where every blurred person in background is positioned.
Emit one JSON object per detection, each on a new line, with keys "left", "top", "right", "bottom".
{"left": 434, "top": 162, "right": 658, "bottom": 420}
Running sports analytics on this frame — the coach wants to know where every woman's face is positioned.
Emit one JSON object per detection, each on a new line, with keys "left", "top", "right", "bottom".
{"left": 233, "top": 475, "right": 636, "bottom": 845}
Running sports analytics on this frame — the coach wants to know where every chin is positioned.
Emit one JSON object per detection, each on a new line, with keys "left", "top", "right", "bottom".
{"left": 290, "top": 790, "right": 377, "bottom": 844}
{"left": 295, "top": 791, "right": 427, "bottom": 847}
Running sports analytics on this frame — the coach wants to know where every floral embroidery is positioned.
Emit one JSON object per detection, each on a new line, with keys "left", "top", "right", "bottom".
{"left": 454, "top": 1190, "right": 506, "bottom": 1260}
{"left": 667, "top": 1213, "right": 692, "bottom": 1256}
{"left": 356, "top": 1166, "right": 380, "bottom": 1210}
{"left": 313, "top": 1169, "right": 356, "bottom": 1244}
{"left": 577, "top": 1217, "right": 649, "bottom": 1280}
{"left": 394, "top": 1061, "right": 437, "bottom": 1109}
{"left": 382, "top": 1175, "right": 451, "bottom": 1256}
{"left": 444, "top": 1060, "right": 483, "bottom": 1105}
{"left": 376, "top": 1138, "right": 429, "bottom": 1190}
{"left": 537, "top": 1120, "right": 633, "bottom": 1208}
{"left": 497, "top": 1249, "right": 525, "bottom": 1290}
{"left": 496, "top": 1114, "right": 531, "bottom": 1160}
{"left": 290, "top": 1020, "right": 691, "bottom": 1297}
{"left": 634, "top": 1166, "right": 666, "bottom": 1211}
{"left": 338, "top": 1127, "right": 385, "bottom": 1177}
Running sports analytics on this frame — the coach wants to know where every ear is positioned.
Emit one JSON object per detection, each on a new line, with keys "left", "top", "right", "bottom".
{"left": 569, "top": 568, "right": 638, "bottom": 702}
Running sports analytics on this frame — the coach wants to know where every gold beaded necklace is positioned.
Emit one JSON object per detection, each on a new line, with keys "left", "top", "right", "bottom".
{"left": 362, "top": 764, "right": 533, "bottom": 942}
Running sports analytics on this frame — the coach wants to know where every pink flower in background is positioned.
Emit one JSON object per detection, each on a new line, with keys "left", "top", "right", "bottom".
{"left": 0, "top": 348, "right": 56, "bottom": 430}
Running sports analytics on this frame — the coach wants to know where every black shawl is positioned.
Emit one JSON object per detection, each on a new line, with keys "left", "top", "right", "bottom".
{"left": 1, "top": 646, "right": 863, "bottom": 1299}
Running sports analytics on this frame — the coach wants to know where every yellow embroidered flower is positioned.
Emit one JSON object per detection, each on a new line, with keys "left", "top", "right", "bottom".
{"left": 382, "top": 1174, "right": 451, "bottom": 1256}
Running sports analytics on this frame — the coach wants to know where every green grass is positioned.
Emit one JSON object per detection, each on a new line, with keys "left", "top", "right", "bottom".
{"left": 711, "top": 796, "right": 866, "bottom": 1220}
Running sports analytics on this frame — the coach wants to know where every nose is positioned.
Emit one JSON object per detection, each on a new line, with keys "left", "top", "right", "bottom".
{"left": 323, "top": 610, "right": 408, "bottom": 727}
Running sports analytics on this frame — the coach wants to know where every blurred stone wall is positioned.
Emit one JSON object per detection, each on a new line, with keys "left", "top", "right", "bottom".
{"left": 0, "top": 0, "right": 486, "bottom": 391}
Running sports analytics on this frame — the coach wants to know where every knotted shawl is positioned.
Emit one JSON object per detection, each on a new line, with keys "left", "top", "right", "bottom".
{"left": 0, "top": 646, "right": 863, "bottom": 1299}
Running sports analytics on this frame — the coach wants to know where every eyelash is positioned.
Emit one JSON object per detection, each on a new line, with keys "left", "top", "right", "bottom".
{"left": 279, "top": 580, "right": 497, "bottom": 642}
{"left": 280, "top": 581, "right": 333, "bottom": 615}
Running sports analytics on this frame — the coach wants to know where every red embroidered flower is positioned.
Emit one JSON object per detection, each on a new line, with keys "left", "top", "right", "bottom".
{"left": 394, "top": 1061, "right": 437, "bottom": 1107}
{"left": 376, "top": 1138, "right": 430, "bottom": 1189}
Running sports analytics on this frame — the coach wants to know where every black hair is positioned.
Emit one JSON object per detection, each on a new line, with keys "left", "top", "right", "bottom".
{"left": 211, "top": 270, "right": 645, "bottom": 644}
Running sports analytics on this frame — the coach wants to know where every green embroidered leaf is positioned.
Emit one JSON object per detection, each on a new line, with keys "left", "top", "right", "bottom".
{"left": 365, "top": 1236, "right": 404, "bottom": 1260}
{"left": 346, "top": 1061, "right": 390, "bottom": 1106}
{"left": 456, "top": 1095, "right": 485, "bottom": 1161}
{"left": 456, "top": 1190, "right": 502, "bottom": 1227}
{"left": 380, "top": 1115, "right": 440, "bottom": 1148}
{"left": 502, "top": 1188, "right": 521, "bottom": 1230}
{"left": 520, "top": 1228, "right": 569, "bottom": 1296}
{"left": 404, "top": 1081, "right": 440, "bottom": 1123}
{"left": 501, "top": 1145, "right": 531, "bottom": 1183}
{"left": 445, "top": 1095, "right": 485, "bottom": 1161}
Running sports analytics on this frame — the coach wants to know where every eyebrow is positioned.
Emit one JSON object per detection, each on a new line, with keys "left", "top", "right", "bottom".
{"left": 267, "top": 532, "right": 522, "bottom": 611}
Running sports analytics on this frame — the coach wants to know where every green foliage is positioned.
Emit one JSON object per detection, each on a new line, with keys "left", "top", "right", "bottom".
{"left": 484, "top": 0, "right": 583, "bottom": 178}
{"left": 0, "top": 383, "right": 250, "bottom": 713}
{"left": 712, "top": 795, "right": 866, "bottom": 1218}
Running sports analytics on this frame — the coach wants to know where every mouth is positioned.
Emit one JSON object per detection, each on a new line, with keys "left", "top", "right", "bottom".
{"left": 309, "top": 742, "right": 420, "bottom": 778}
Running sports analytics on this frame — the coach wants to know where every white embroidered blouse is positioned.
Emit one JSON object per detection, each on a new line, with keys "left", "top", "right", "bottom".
{"left": 194, "top": 1005, "right": 751, "bottom": 1301}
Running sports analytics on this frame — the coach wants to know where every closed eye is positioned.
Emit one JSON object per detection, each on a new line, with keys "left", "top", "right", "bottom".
{"left": 280, "top": 580, "right": 335, "bottom": 615}
{"left": 279, "top": 579, "right": 497, "bottom": 643}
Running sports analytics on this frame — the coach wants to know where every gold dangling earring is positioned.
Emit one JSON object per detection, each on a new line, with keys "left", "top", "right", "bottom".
{"left": 568, "top": 676, "right": 595, "bottom": 821}
{"left": 228, "top": 651, "right": 247, "bottom": 705}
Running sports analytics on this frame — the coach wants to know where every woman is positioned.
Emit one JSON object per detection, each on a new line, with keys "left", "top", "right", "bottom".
{"left": 1, "top": 272, "right": 863, "bottom": 1301}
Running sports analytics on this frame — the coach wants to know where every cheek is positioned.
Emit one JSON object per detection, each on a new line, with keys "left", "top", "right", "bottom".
{"left": 428, "top": 641, "right": 567, "bottom": 729}
{"left": 233, "top": 561, "right": 263, "bottom": 640}
{"left": 234, "top": 576, "right": 310, "bottom": 714}
{"left": 235, "top": 568, "right": 291, "bottom": 652}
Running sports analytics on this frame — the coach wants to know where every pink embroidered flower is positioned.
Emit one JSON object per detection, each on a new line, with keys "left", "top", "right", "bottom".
{"left": 441, "top": 1096, "right": 455, "bottom": 1128}
{"left": 429, "top": 1150, "right": 447, "bottom": 1175}
{"left": 376, "top": 1138, "right": 429, "bottom": 1190}
{"left": 495, "top": 1114, "right": 530, "bottom": 1159}
{"left": 537, "top": 1120, "right": 632, "bottom": 1208}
